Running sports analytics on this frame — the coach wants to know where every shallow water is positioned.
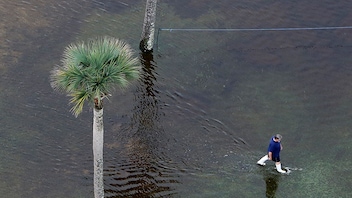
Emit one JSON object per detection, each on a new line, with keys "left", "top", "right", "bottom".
{"left": 0, "top": 0, "right": 352, "bottom": 197}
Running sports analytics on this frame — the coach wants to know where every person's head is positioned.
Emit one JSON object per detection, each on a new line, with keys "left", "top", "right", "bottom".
{"left": 274, "top": 134, "right": 282, "bottom": 142}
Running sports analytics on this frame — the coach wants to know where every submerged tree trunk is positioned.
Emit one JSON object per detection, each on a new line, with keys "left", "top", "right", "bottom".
{"left": 140, "top": 0, "right": 157, "bottom": 52}
{"left": 93, "top": 107, "right": 104, "bottom": 198}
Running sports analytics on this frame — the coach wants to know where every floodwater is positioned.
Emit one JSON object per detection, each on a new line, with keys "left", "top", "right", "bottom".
{"left": 0, "top": 0, "right": 352, "bottom": 197}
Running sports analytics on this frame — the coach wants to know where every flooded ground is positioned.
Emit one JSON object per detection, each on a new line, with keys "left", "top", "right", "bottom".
{"left": 0, "top": 0, "right": 352, "bottom": 197}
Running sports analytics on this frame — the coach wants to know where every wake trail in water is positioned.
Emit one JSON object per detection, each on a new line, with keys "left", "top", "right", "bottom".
{"left": 161, "top": 89, "right": 266, "bottom": 175}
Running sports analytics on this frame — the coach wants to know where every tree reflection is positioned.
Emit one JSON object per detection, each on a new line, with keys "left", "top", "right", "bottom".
{"left": 105, "top": 51, "right": 179, "bottom": 197}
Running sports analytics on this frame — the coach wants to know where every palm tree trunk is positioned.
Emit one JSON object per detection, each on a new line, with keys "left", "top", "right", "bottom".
{"left": 93, "top": 107, "right": 104, "bottom": 198}
{"left": 140, "top": 0, "right": 157, "bottom": 52}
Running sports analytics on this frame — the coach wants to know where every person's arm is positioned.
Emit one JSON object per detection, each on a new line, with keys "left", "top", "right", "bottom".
{"left": 280, "top": 143, "right": 283, "bottom": 150}
{"left": 268, "top": 152, "right": 272, "bottom": 160}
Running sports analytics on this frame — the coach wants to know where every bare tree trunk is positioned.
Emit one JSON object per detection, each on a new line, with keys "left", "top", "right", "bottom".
{"left": 93, "top": 107, "right": 104, "bottom": 198}
{"left": 140, "top": 0, "right": 157, "bottom": 52}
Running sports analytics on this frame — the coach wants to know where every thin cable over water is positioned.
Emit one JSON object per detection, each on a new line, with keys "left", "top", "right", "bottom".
{"left": 159, "top": 26, "right": 352, "bottom": 32}
{"left": 156, "top": 26, "right": 352, "bottom": 50}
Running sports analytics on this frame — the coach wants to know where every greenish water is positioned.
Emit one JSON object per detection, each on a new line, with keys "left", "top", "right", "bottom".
{"left": 0, "top": 0, "right": 352, "bottom": 197}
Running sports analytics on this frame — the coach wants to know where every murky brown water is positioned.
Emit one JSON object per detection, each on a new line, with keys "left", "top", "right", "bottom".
{"left": 0, "top": 0, "right": 352, "bottom": 197}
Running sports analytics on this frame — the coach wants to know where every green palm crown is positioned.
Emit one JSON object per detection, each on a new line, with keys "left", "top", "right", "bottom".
{"left": 51, "top": 36, "right": 140, "bottom": 116}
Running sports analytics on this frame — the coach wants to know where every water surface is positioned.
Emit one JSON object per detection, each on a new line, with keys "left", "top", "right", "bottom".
{"left": 0, "top": 0, "right": 352, "bottom": 197}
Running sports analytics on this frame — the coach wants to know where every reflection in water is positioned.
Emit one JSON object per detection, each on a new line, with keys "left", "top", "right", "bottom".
{"left": 264, "top": 173, "right": 280, "bottom": 198}
{"left": 105, "top": 52, "right": 179, "bottom": 197}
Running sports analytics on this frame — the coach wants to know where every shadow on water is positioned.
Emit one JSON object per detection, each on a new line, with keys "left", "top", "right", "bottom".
{"left": 264, "top": 173, "right": 280, "bottom": 198}
{"left": 104, "top": 52, "right": 180, "bottom": 197}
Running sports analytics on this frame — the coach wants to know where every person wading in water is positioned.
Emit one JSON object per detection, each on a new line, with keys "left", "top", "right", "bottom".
{"left": 257, "top": 134, "right": 287, "bottom": 173}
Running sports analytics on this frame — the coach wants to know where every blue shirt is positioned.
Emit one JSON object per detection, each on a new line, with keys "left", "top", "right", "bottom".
{"left": 267, "top": 136, "right": 281, "bottom": 158}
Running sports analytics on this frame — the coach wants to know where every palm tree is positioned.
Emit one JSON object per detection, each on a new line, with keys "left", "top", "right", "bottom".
{"left": 50, "top": 36, "right": 140, "bottom": 198}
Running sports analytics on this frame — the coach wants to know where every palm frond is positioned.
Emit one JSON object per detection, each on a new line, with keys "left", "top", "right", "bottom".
{"left": 50, "top": 36, "right": 140, "bottom": 116}
{"left": 69, "top": 90, "right": 91, "bottom": 117}
{"left": 50, "top": 37, "right": 140, "bottom": 116}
